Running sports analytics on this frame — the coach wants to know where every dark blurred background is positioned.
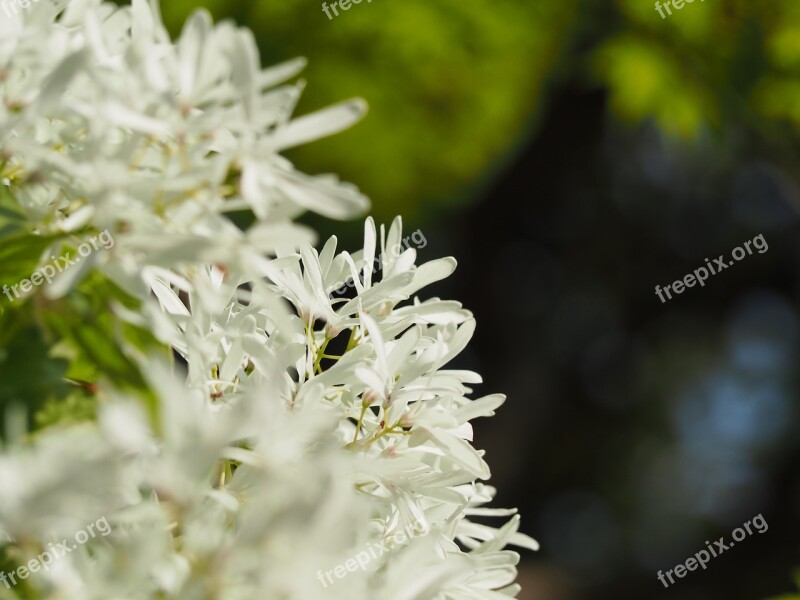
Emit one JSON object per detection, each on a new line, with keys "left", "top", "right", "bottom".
{"left": 156, "top": 1, "right": 800, "bottom": 598}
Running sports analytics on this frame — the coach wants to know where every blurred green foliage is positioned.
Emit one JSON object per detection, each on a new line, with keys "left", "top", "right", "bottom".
{"left": 596, "top": 0, "right": 800, "bottom": 141}
{"left": 0, "top": 269, "right": 161, "bottom": 439}
{"left": 0, "top": 311, "right": 71, "bottom": 432}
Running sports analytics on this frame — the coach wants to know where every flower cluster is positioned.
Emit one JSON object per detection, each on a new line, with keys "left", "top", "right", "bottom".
{"left": 0, "top": 1, "right": 536, "bottom": 598}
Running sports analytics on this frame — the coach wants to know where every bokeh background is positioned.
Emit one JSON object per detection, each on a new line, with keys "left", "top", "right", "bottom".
{"left": 155, "top": 1, "right": 800, "bottom": 598}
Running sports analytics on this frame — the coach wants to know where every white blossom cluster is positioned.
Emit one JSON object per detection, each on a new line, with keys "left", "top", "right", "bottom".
{"left": 0, "top": 1, "right": 537, "bottom": 598}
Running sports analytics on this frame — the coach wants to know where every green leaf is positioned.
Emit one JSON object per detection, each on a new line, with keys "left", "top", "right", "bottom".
{"left": 34, "top": 389, "right": 98, "bottom": 430}
{"left": 0, "top": 184, "right": 27, "bottom": 233}
{"left": 0, "top": 306, "right": 71, "bottom": 436}
{"left": 40, "top": 272, "right": 163, "bottom": 428}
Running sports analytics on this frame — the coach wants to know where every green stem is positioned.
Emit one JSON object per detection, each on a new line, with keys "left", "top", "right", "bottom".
{"left": 313, "top": 335, "right": 331, "bottom": 374}
{"left": 345, "top": 326, "right": 359, "bottom": 352}
{"left": 352, "top": 402, "right": 369, "bottom": 444}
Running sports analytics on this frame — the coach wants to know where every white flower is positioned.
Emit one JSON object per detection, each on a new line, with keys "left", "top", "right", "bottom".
{"left": 0, "top": 2, "right": 536, "bottom": 598}
{"left": 1, "top": 0, "right": 368, "bottom": 298}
